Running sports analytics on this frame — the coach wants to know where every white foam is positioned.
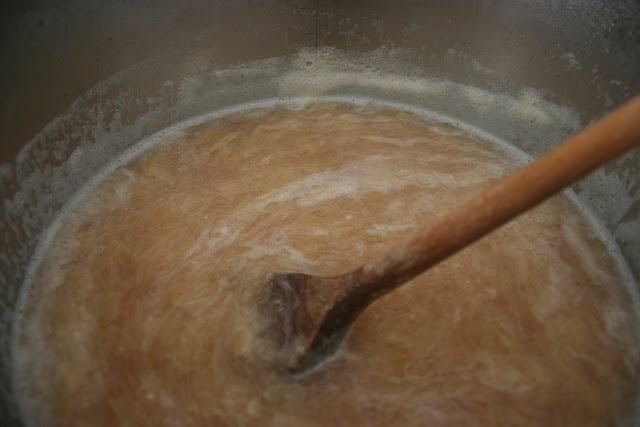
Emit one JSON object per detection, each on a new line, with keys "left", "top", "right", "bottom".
{"left": 13, "top": 94, "right": 640, "bottom": 356}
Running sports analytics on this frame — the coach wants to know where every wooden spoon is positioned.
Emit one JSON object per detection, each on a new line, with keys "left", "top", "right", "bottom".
{"left": 265, "top": 95, "right": 640, "bottom": 374}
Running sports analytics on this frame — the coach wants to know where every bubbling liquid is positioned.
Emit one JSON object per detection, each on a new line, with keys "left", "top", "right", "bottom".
{"left": 13, "top": 101, "right": 640, "bottom": 426}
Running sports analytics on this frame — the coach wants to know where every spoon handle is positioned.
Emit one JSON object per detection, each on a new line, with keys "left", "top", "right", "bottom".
{"left": 347, "top": 95, "right": 640, "bottom": 303}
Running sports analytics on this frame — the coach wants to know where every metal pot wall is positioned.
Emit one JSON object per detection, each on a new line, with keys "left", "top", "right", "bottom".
{"left": 1, "top": 1, "right": 639, "bottom": 425}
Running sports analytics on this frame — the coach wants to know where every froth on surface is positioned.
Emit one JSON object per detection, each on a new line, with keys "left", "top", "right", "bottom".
{"left": 13, "top": 102, "right": 640, "bottom": 426}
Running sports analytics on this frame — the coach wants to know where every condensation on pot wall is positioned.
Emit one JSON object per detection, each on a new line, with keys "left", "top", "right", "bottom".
{"left": 0, "top": 46, "right": 639, "bottom": 422}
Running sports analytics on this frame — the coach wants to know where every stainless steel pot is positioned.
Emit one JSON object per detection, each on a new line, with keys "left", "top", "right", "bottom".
{"left": 1, "top": 1, "right": 639, "bottom": 425}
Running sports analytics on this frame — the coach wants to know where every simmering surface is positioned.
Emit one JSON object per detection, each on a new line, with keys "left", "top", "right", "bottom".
{"left": 14, "top": 102, "right": 640, "bottom": 426}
